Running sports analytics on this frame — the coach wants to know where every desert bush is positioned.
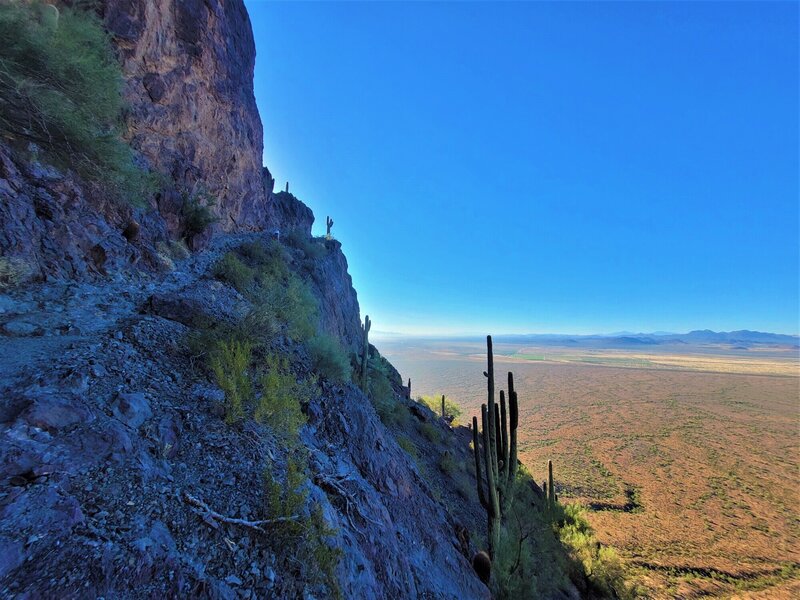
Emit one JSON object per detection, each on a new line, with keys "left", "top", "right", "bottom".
{"left": 261, "top": 277, "right": 318, "bottom": 341}
{"left": 438, "top": 451, "right": 456, "bottom": 475}
{"left": 368, "top": 362, "right": 410, "bottom": 427}
{"left": 285, "top": 228, "right": 326, "bottom": 260}
{"left": 245, "top": 239, "right": 290, "bottom": 282}
{"left": 214, "top": 241, "right": 318, "bottom": 340}
{"left": 0, "top": 2, "right": 154, "bottom": 203}
{"left": 208, "top": 339, "right": 252, "bottom": 423}
{"left": 213, "top": 252, "right": 255, "bottom": 293}
{"left": 418, "top": 421, "right": 441, "bottom": 444}
{"left": 0, "top": 256, "right": 34, "bottom": 289}
{"left": 255, "top": 354, "right": 310, "bottom": 441}
{"left": 264, "top": 454, "right": 308, "bottom": 536}
{"left": 420, "top": 394, "right": 463, "bottom": 424}
{"left": 182, "top": 189, "right": 218, "bottom": 237}
{"left": 557, "top": 503, "right": 638, "bottom": 599}
{"left": 492, "top": 523, "right": 539, "bottom": 600}
{"left": 397, "top": 435, "right": 418, "bottom": 461}
{"left": 307, "top": 334, "right": 350, "bottom": 382}
{"left": 263, "top": 454, "right": 342, "bottom": 596}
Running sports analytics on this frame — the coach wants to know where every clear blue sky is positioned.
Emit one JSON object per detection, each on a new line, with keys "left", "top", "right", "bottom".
{"left": 244, "top": 1, "right": 798, "bottom": 335}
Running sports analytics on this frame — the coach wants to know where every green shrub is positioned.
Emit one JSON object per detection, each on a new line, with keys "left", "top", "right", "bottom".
{"left": 0, "top": 2, "right": 154, "bottom": 203}
{"left": 256, "top": 354, "right": 310, "bottom": 441}
{"left": 397, "top": 436, "right": 418, "bottom": 461}
{"left": 208, "top": 339, "right": 252, "bottom": 423}
{"left": 557, "top": 503, "right": 638, "bottom": 599}
{"left": 239, "top": 240, "right": 270, "bottom": 264}
{"left": 182, "top": 189, "right": 218, "bottom": 237}
{"left": 369, "top": 373, "right": 409, "bottom": 427}
{"left": 418, "top": 421, "right": 441, "bottom": 443}
{"left": 213, "top": 252, "right": 255, "bottom": 293}
{"left": 0, "top": 256, "right": 34, "bottom": 289}
{"left": 243, "top": 240, "right": 289, "bottom": 281}
{"left": 308, "top": 334, "right": 350, "bottom": 382}
{"left": 264, "top": 454, "right": 342, "bottom": 596}
{"left": 420, "top": 394, "right": 463, "bottom": 424}
{"left": 214, "top": 241, "right": 319, "bottom": 342}
{"left": 285, "top": 229, "right": 326, "bottom": 260}
{"left": 262, "top": 276, "right": 318, "bottom": 342}
{"left": 237, "top": 305, "right": 279, "bottom": 343}
{"left": 493, "top": 525, "right": 538, "bottom": 599}
{"left": 438, "top": 452, "right": 456, "bottom": 475}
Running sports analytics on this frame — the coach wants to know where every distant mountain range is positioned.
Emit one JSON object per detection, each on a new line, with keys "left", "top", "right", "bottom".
{"left": 492, "top": 330, "right": 800, "bottom": 349}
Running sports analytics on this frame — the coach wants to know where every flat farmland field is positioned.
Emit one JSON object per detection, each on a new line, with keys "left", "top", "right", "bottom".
{"left": 379, "top": 339, "right": 800, "bottom": 598}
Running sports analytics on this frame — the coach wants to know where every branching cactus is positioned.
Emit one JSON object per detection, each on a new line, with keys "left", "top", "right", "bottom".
{"left": 326, "top": 216, "right": 334, "bottom": 239}
{"left": 360, "top": 315, "right": 371, "bottom": 392}
{"left": 472, "top": 335, "right": 519, "bottom": 558}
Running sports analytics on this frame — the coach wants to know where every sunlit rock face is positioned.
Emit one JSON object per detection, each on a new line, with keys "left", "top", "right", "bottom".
{"left": 102, "top": 0, "right": 270, "bottom": 234}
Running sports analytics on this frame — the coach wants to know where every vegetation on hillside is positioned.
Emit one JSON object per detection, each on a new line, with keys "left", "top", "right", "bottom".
{"left": 189, "top": 235, "right": 636, "bottom": 597}
{"left": 0, "top": 1, "right": 155, "bottom": 203}
{"left": 419, "top": 394, "right": 463, "bottom": 424}
{"left": 183, "top": 236, "right": 350, "bottom": 596}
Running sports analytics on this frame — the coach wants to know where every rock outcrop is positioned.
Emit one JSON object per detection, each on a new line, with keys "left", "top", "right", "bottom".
{"left": 1, "top": 0, "right": 272, "bottom": 281}
{"left": 102, "top": 0, "right": 270, "bottom": 233}
{"left": 0, "top": 145, "right": 144, "bottom": 282}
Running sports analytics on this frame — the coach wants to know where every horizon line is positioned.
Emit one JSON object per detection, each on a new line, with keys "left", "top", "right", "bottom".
{"left": 371, "top": 328, "right": 800, "bottom": 339}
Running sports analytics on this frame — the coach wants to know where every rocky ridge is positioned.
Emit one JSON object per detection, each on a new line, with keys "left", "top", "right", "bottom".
{"left": 0, "top": 217, "right": 489, "bottom": 598}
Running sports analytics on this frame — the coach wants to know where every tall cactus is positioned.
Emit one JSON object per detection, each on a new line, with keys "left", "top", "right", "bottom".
{"left": 326, "top": 216, "right": 334, "bottom": 239}
{"left": 548, "top": 459, "right": 555, "bottom": 510}
{"left": 360, "top": 315, "right": 371, "bottom": 392}
{"left": 472, "top": 335, "right": 519, "bottom": 557}
{"left": 441, "top": 394, "right": 446, "bottom": 419}
{"left": 407, "top": 377, "right": 411, "bottom": 399}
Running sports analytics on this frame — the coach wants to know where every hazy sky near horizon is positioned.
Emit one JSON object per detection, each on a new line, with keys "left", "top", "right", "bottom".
{"left": 245, "top": 1, "right": 798, "bottom": 335}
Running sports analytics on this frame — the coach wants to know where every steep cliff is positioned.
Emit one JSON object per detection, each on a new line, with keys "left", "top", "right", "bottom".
{"left": 102, "top": 0, "right": 270, "bottom": 233}
{"left": 0, "top": 0, "right": 270, "bottom": 282}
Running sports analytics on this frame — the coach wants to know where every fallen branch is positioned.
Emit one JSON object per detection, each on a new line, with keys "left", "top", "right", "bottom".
{"left": 184, "top": 493, "right": 299, "bottom": 533}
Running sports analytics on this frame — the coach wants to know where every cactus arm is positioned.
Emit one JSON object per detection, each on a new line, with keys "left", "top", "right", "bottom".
{"left": 500, "top": 390, "right": 509, "bottom": 475}
{"left": 473, "top": 416, "right": 488, "bottom": 510}
{"left": 482, "top": 404, "right": 501, "bottom": 556}
{"left": 501, "top": 389, "right": 519, "bottom": 512}
{"left": 494, "top": 402, "right": 502, "bottom": 471}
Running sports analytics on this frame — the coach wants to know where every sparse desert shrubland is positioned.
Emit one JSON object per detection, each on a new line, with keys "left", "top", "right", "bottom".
{"left": 382, "top": 339, "right": 800, "bottom": 598}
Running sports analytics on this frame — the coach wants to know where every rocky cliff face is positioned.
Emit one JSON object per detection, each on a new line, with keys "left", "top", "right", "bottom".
{"left": 0, "top": 0, "right": 270, "bottom": 283}
{"left": 102, "top": 0, "right": 270, "bottom": 233}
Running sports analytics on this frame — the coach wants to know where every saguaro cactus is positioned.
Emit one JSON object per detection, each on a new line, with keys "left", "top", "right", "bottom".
{"left": 326, "top": 216, "right": 334, "bottom": 239}
{"left": 360, "top": 315, "right": 371, "bottom": 392}
{"left": 285, "top": 181, "right": 289, "bottom": 193}
{"left": 441, "top": 394, "right": 446, "bottom": 419}
{"left": 407, "top": 377, "right": 411, "bottom": 399}
{"left": 472, "top": 335, "right": 519, "bottom": 558}
{"left": 548, "top": 459, "right": 555, "bottom": 510}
